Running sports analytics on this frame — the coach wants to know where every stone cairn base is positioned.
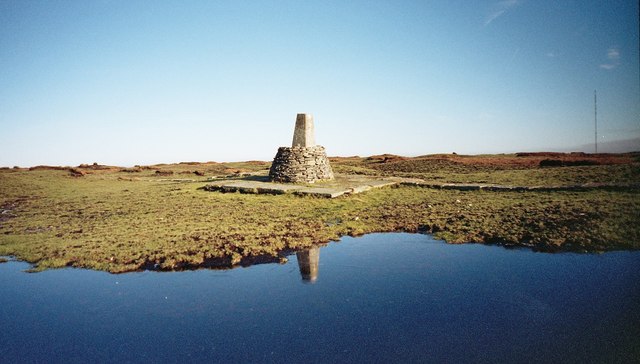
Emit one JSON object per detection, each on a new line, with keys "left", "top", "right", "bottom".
{"left": 269, "top": 145, "right": 334, "bottom": 183}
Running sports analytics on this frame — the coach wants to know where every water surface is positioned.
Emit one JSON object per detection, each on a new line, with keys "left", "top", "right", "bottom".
{"left": 1, "top": 233, "right": 639, "bottom": 363}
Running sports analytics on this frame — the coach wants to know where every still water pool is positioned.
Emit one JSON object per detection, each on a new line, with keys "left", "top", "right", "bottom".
{"left": 1, "top": 233, "right": 639, "bottom": 363}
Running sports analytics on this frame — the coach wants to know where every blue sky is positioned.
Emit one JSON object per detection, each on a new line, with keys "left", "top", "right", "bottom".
{"left": 1, "top": 0, "right": 638, "bottom": 166}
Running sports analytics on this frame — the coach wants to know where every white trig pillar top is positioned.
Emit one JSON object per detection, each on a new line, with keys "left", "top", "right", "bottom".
{"left": 291, "top": 113, "right": 315, "bottom": 148}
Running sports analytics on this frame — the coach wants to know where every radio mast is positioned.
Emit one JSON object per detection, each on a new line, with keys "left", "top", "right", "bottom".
{"left": 594, "top": 90, "right": 598, "bottom": 154}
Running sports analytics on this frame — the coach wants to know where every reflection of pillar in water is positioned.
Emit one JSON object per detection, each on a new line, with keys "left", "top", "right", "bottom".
{"left": 296, "top": 247, "right": 320, "bottom": 283}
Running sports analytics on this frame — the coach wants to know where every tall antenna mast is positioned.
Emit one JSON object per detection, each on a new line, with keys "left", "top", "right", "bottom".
{"left": 594, "top": 90, "right": 598, "bottom": 154}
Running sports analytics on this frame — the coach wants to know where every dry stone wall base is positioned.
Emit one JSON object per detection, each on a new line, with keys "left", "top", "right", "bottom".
{"left": 269, "top": 145, "right": 334, "bottom": 183}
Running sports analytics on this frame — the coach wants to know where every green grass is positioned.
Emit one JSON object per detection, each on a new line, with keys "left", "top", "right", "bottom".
{"left": 1, "top": 156, "right": 639, "bottom": 273}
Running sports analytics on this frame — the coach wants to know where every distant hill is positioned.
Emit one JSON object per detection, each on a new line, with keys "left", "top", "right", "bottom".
{"left": 560, "top": 137, "right": 640, "bottom": 154}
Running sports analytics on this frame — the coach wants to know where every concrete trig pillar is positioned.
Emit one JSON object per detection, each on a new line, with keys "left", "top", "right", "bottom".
{"left": 269, "top": 112, "right": 333, "bottom": 183}
{"left": 292, "top": 113, "right": 315, "bottom": 147}
{"left": 296, "top": 247, "right": 320, "bottom": 283}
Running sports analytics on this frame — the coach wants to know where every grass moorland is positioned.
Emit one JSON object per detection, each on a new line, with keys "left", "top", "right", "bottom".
{"left": 0, "top": 152, "right": 638, "bottom": 273}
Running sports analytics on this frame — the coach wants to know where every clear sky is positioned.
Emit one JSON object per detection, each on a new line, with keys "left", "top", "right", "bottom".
{"left": 1, "top": 0, "right": 638, "bottom": 166}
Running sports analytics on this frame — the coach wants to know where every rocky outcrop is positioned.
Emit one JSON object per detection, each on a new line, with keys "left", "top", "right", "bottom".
{"left": 269, "top": 146, "right": 334, "bottom": 183}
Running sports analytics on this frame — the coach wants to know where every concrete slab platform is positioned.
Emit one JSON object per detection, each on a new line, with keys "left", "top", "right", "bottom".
{"left": 202, "top": 174, "right": 400, "bottom": 198}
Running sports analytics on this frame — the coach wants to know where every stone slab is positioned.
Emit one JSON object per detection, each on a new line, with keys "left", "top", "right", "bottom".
{"left": 367, "top": 180, "right": 398, "bottom": 188}
{"left": 207, "top": 180, "right": 305, "bottom": 194}
{"left": 203, "top": 174, "right": 400, "bottom": 198}
{"left": 202, "top": 174, "right": 640, "bottom": 196}
{"left": 348, "top": 185, "right": 372, "bottom": 194}
{"left": 295, "top": 188, "right": 347, "bottom": 198}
